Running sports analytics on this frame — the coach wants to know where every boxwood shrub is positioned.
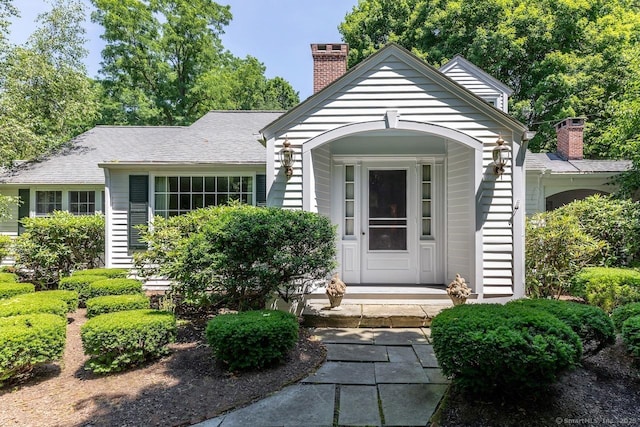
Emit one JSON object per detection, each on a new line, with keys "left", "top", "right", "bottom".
{"left": 72, "top": 268, "right": 129, "bottom": 279}
{"left": 87, "top": 278, "right": 143, "bottom": 299}
{"left": 0, "top": 293, "right": 67, "bottom": 318}
{"left": 37, "top": 290, "right": 79, "bottom": 313}
{"left": 431, "top": 304, "right": 582, "bottom": 395}
{"left": 86, "top": 294, "right": 150, "bottom": 318}
{"left": 621, "top": 315, "right": 640, "bottom": 358}
{"left": 206, "top": 309, "right": 299, "bottom": 371}
{"left": 0, "top": 313, "right": 67, "bottom": 386}
{"left": 570, "top": 267, "right": 640, "bottom": 312}
{"left": 0, "top": 282, "right": 35, "bottom": 299}
{"left": 0, "top": 272, "right": 18, "bottom": 282}
{"left": 507, "top": 298, "right": 615, "bottom": 354}
{"left": 612, "top": 303, "right": 640, "bottom": 332}
{"left": 59, "top": 275, "right": 106, "bottom": 305}
{"left": 81, "top": 309, "right": 176, "bottom": 374}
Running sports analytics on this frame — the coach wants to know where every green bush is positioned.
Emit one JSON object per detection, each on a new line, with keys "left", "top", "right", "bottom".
{"left": 87, "top": 278, "right": 143, "bottom": 299}
{"left": 141, "top": 204, "right": 337, "bottom": 310}
{"left": 80, "top": 309, "right": 176, "bottom": 374}
{"left": 0, "top": 293, "right": 67, "bottom": 318}
{"left": 59, "top": 275, "right": 106, "bottom": 305}
{"left": 37, "top": 290, "right": 79, "bottom": 313}
{"left": 13, "top": 211, "right": 105, "bottom": 287}
{"left": 0, "top": 272, "right": 17, "bottom": 282}
{"left": 0, "top": 235, "right": 11, "bottom": 264}
{"left": 0, "top": 282, "right": 35, "bottom": 299}
{"left": 431, "top": 304, "right": 582, "bottom": 395}
{"left": 0, "top": 313, "right": 67, "bottom": 386}
{"left": 206, "top": 309, "right": 299, "bottom": 371}
{"left": 525, "top": 210, "right": 604, "bottom": 298}
{"left": 621, "top": 315, "right": 640, "bottom": 358}
{"left": 570, "top": 267, "right": 640, "bottom": 312}
{"left": 507, "top": 298, "right": 615, "bottom": 354}
{"left": 86, "top": 294, "right": 150, "bottom": 318}
{"left": 72, "top": 268, "right": 129, "bottom": 279}
{"left": 611, "top": 303, "right": 640, "bottom": 331}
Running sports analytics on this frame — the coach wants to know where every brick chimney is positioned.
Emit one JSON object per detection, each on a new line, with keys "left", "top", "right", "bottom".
{"left": 311, "top": 43, "right": 348, "bottom": 94}
{"left": 555, "top": 117, "right": 585, "bottom": 160}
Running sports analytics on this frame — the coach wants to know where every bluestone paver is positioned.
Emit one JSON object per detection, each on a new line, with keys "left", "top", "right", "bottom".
{"left": 339, "top": 385, "right": 382, "bottom": 426}
{"left": 413, "top": 344, "right": 440, "bottom": 368}
{"left": 424, "top": 368, "right": 450, "bottom": 384}
{"left": 386, "top": 346, "right": 420, "bottom": 363}
{"left": 326, "top": 343, "right": 388, "bottom": 362}
{"left": 372, "top": 328, "right": 428, "bottom": 345}
{"left": 378, "top": 383, "right": 449, "bottom": 426}
{"left": 303, "top": 361, "right": 376, "bottom": 385}
{"left": 375, "top": 362, "right": 430, "bottom": 384}
{"left": 312, "top": 327, "right": 375, "bottom": 344}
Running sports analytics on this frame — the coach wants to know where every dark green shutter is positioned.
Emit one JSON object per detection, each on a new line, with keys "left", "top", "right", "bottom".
{"left": 129, "top": 175, "right": 149, "bottom": 249}
{"left": 256, "top": 174, "right": 266, "bottom": 206}
{"left": 17, "top": 189, "right": 30, "bottom": 235}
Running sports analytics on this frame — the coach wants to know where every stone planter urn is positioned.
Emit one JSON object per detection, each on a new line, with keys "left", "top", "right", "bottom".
{"left": 325, "top": 273, "right": 347, "bottom": 309}
{"left": 447, "top": 274, "right": 471, "bottom": 306}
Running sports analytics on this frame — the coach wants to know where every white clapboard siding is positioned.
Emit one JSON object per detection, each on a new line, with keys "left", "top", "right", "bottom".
{"left": 312, "top": 145, "right": 332, "bottom": 217}
{"left": 446, "top": 143, "right": 473, "bottom": 281}
{"left": 107, "top": 170, "right": 137, "bottom": 269}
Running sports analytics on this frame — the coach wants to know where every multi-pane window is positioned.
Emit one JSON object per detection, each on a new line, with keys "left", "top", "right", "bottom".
{"left": 344, "top": 165, "right": 355, "bottom": 236}
{"left": 154, "top": 176, "right": 253, "bottom": 218}
{"left": 69, "top": 191, "right": 96, "bottom": 215}
{"left": 35, "top": 191, "right": 62, "bottom": 216}
{"left": 421, "top": 165, "right": 432, "bottom": 237}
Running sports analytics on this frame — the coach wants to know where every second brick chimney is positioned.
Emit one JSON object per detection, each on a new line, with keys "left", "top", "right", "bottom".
{"left": 311, "top": 43, "right": 348, "bottom": 94}
{"left": 555, "top": 117, "right": 585, "bottom": 160}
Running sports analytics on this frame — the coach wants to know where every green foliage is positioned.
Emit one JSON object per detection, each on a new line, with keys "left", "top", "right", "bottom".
{"left": 80, "top": 309, "right": 176, "bottom": 374}
{"left": 507, "top": 298, "right": 615, "bottom": 354}
{"left": 86, "top": 294, "right": 150, "bottom": 318}
{"left": 621, "top": 315, "right": 640, "bottom": 358}
{"left": 339, "top": 0, "right": 640, "bottom": 156}
{"left": 37, "top": 290, "right": 79, "bottom": 313}
{"left": 72, "top": 268, "right": 129, "bottom": 279}
{"left": 0, "top": 282, "right": 35, "bottom": 299}
{"left": 570, "top": 267, "right": 640, "bottom": 312}
{"left": 59, "top": 275, "right": 106, "bottom": 305}
{"left": 87, "top": 278, "right": 143, "bottom": 299}
{"left": 525, "top": 210, "right": 604, "bottom": 298}
{"left": 612, "top": 303, "right": 640, "bottom": 331}
{"left": 0, "top": 271, "right": 18, "bottom": 282}
{"left": 556, "top": 195, "right": 640, "bottom": 267}
{"left": 431, "top": 304, "right": 581, "bottom": 395}
{"left": 13, "top": 212, "right": 105, "bottom": 287}
{"left": 0, "top": 234, "right": 11, "bottom": 263}
{"left": 0, "top": 195, "right": 21, "bottom": 221}
{"left": 205, "top": 310, "right": 299, "bottom": 371}
{"left": 136, "top": 205, "right": 337, "bottom": 310}
{"left": 0, "top": 313, "right": 67, "bottom": 386}
{"left": 91, "top": 0, "right": 298, "bottom": 126}
{"left": 0, "top": 293, "right": 68, "bottom": 318}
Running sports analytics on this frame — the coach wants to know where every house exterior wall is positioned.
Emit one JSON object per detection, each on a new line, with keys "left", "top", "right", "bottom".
{"left": 264, "top": 49, "right": 525, "bottom": 297}
{"left": 441, "top": 63, "right": 507, "bottom": 112}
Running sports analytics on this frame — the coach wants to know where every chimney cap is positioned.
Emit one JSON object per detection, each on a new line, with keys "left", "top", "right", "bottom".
{"left": 555, "top": 117, "right": 585, "bottom": 130}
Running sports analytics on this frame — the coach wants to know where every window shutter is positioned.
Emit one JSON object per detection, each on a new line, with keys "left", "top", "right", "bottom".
{"left": 256, "top": 174, "right": 266, "bottom": 206}
{"left": 18, "top": 189, "right": 30, "bottom": 235}
{"left": 129, "top": 175, "right": 149, "bottom": 249}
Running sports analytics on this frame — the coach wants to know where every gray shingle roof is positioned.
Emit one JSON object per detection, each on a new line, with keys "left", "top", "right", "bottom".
{"left": 0, "top": 111, "right": 283, "bottom": 185}
{"left": 525, "top": 151, "right": 631, "bottom": 174}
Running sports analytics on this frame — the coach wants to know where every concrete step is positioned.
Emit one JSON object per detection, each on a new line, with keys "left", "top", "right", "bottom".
{"left": 301, "top": 303, "right": 453, "bottom": 328}
{"left": 306, "top": 285, "right": 453, "bottom": 305}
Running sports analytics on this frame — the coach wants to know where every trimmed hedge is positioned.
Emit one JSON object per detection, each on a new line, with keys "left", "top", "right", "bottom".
{"left": 431, "top": 304, "right": 582, "bottom": 395}
{"left": 0, "top": 293, "right": 68, "bottom": 318}
{"left": 59, "top": 275, "right": 106, "bottom": 305}
{"left": 0, "top": 282, "right": 35, "bottom": 299}
{"left": 72, "top": 268, "right": 129, "bottom": 279}
{"left": 81, "top": 309, "right": 176, "bottom": 374}
{"left": 87, "top": 278, "right": 143, "bottom": 299}
{"left": 0, "top": 313, "right": 67, "bottom": 386}
{"left": 86, "top": 294, "right": 150, "bottom": 318}
{"left": 570, "top": 267, "right": 640, "bottom": 312}
{"left": 621, "top": 315, "right": 640, "bottom": 358}
{"left": 0, "top": 272, "right": 18, "bottom": 282}
{"left": 612, "top": 303, "right": 640, "bottom": 332}
{"left": 507, "top": 298, "right": 615, "bottom": 354}
{"left": 206, "top": 310, "right": 299, "bottom": 371}
{"left": 37, "top": 290, "right": 79, "bottom": 313}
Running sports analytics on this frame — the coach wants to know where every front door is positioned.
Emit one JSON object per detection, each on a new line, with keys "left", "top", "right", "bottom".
{"left": 361, "top": 164, "right": 418, "bottom": 283}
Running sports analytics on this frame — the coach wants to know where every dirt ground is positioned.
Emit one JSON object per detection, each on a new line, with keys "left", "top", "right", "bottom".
{"left": 0, "top": 309, "right": 326, "bottom": 427}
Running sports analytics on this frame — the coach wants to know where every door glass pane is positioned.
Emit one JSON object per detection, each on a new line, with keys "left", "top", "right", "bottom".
{"left": 369, "top": 170, "right": 406, "bottom": 250}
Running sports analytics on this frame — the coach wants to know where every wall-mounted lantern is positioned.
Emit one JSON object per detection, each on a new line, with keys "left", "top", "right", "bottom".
{"left": 280, "top": 137, "right": 294, "bottom": 179}
{"left": 492, "top": 135, "right": 510, "bottom": 176}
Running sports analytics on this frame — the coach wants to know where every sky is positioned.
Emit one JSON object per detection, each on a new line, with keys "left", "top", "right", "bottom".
{"left": 7, "top": 0, "right": 359, "bottom": 101}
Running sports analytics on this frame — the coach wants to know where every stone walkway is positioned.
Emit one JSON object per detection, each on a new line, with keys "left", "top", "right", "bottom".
{"left": 193, "top": 327, "right": 449, "bottom": 427}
